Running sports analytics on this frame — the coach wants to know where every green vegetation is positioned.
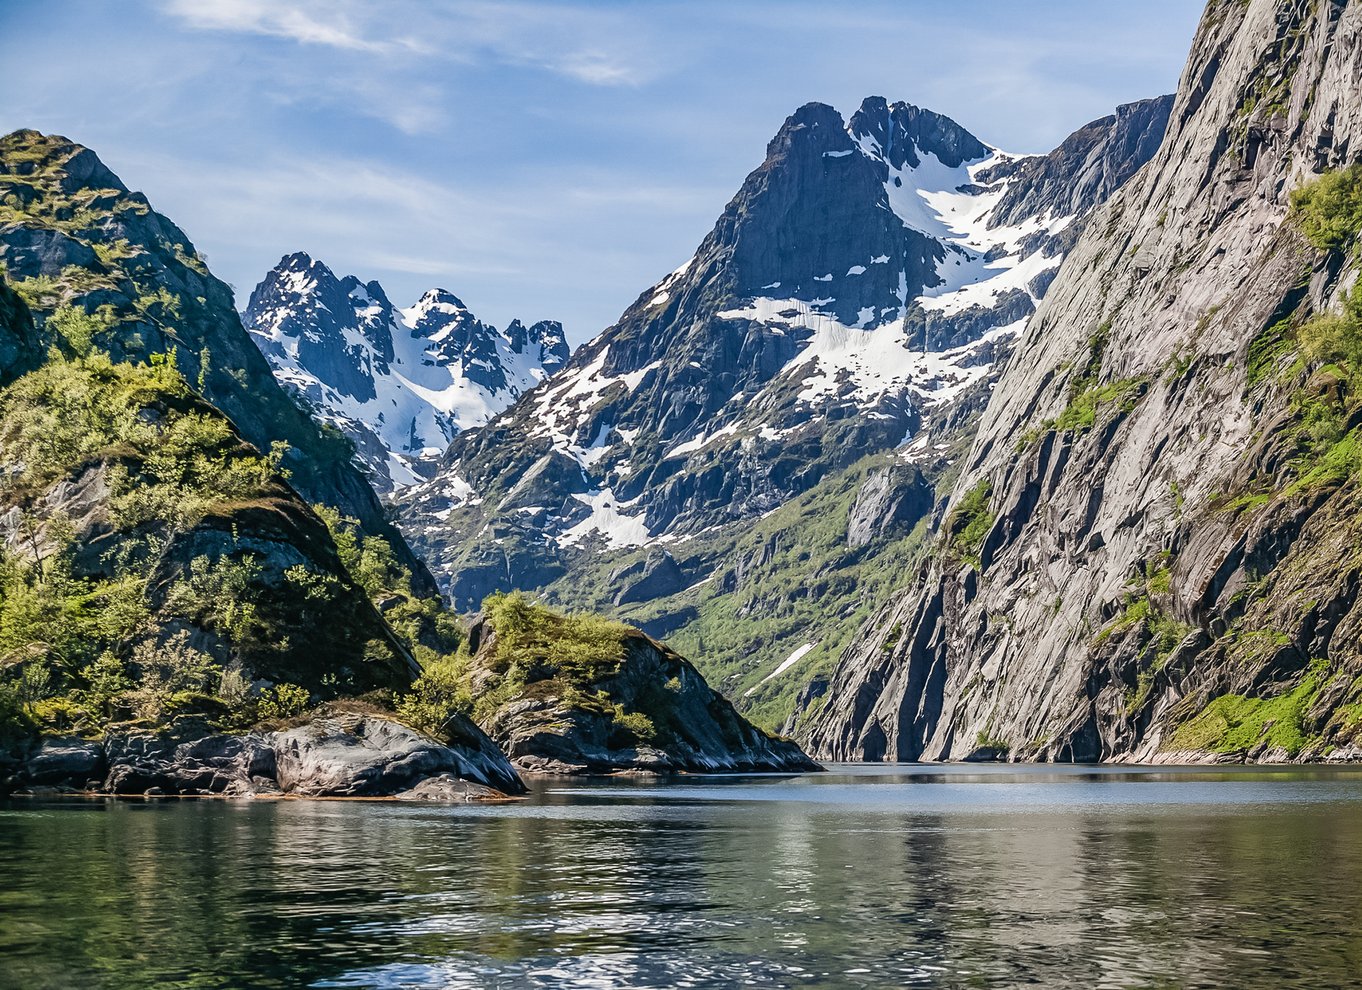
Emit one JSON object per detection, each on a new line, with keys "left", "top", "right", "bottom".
{"left": 1245, "top": 314, "right": 1299, "bottom": 388}
{"left": 1018, "top": 323, "right": 1149, "bottom": 446}
{"left": 1227, "top": 168, "right": 1362, "bottom": 509}
{"left": 0, "top": 346, "right": 290, "bottom": 736}
{"left": 974, "top": 730, "right": 1010, "bottom": 753}
{"left": 945, "top": 479, "right": 995, "bottom": 564}
{"left": 482, "top": 591, "right": 631, "bottom": 685}
{"left": 0, "top": 128, "right": 408, "bottom": 582}
{"left": 530, "top": 451, "right": 937, "bottom": 732}
{"left": 1096, "top": 555, "right": 1192, "bottom": 716}
{"left": 1050, "top": 376, "right": 1148, "bottom": 433}
{"left": 1171, "top": 661, "right": 1329, "bottom": 757}
{"left": 398, "top": 591, "right": 660, "bottom": 746}
{"left": 1290, "top": 163, "right": 1362, "bottom": 253}
{"left": 0, "top": 327, "right": 419, "bottom": 741}
{"left": 1257, "top": 284, "right": 1362, "bottom": 498}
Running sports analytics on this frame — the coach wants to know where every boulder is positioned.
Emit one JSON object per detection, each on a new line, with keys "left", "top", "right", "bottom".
{"left": 24, "top": 736, "right": 105, "bottom": 786}
{"left": 270, "top": 712, "right": 524, "bottom": 797}
{"left": 8, "top": 711, "right": 524, "bottom": 800}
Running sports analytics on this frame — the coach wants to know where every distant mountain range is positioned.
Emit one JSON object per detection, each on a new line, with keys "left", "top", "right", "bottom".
{"left": 243, "top": 252, "right": 568, "bottom": 491}
{"left": 383, "top": 92, "right": 1172, "bottom": 727}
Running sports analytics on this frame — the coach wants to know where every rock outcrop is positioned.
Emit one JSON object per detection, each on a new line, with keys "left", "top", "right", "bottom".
{"left": 805, "top": 0, "right": 1362, "bottom": 765}
{"left": 7, "top": 709, "right": 524, "bottom": 798}
{"left": 460, "top": 598, "right": 820, "bottom": 774}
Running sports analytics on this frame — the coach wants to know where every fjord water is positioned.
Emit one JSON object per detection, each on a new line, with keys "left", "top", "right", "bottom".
{"left": 3, "top": 765, "right": 1361, "bottom": 989}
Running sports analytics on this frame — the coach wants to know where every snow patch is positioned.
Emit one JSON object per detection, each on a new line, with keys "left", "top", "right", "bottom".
{"left": 559, "top": 489, "right": 651, "bottom": 549}
{"left": 745, "top": 642, "right": 817, "bottom": 695}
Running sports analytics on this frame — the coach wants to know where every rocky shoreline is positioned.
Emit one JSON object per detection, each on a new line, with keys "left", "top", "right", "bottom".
{"left": 2, "top": 709, "right": 526, "bottom": 801}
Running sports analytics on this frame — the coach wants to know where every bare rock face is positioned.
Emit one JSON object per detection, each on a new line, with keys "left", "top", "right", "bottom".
{"left": 271, "top": 711, "right": 523, "bottom": 796}
{"left": 0, "top": 281, "right": 39, "bottom": 386}
{"left": 805, "top": 0, "right": 1362, "bottom": 765}
{"left": 846, "top": 465, "right": 933, "bottom": 548}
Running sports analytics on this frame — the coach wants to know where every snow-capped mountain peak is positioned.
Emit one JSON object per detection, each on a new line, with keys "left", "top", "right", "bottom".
{"left": 401, "top": 94, "right": 1172, "bottom": 607}
{"left": 243, "top": 253, "right": 568, "bottom": 490}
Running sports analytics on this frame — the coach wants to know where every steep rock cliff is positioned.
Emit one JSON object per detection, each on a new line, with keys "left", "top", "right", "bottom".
{"left": 806, "top": 0, "right": 1362, "bottom": 764}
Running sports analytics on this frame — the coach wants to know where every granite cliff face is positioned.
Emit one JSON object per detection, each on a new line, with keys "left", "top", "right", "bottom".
{"left": 244, "top": 253, "right": 567, "bottom": 491}
{"left": 397, "top": 94, "right": 1170, "bottom": 728}
{"left": 806, "top": 0, "right": 1362, "bottom": 764}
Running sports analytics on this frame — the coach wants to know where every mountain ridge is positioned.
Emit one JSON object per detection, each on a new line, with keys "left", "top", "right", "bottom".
{"left": 394, "top": 92, "right": 1172, "bottom": 729}
{"left": 804, "top": 0, "right": 1362, "bottom": 764}
{"left": 243, "top": 251, "right": 568, "bottom": 491}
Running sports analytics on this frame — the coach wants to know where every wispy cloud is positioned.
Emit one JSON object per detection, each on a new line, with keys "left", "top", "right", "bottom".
{"left": 162, "top": 0, "right": 412, "bottom": 53}
{"left": 161, "top": 0, "right": 654, "bottom": 86}
{"left": 5, "top": 0, "right": 1202, "bottom": 341}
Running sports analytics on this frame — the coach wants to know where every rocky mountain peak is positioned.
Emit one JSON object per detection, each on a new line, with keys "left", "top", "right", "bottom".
{"left": 506, "top": 318, "right": 571, "bottom": 372}
{"left": 243, "top": 256, "right": 569, "bottom": 490}
{"left": 849, "top": 96, "right": 991, "bottom": 170}
{"left": 981, "top": 94, "right": 1175, "bottom": 230}
{"left": 402, "top": 90, "right": 1172, "bottom": 627}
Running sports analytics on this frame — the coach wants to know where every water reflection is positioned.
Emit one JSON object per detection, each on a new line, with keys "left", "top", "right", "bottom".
{"left": 2, "top": 764, "right": 1361, "bottom": 988}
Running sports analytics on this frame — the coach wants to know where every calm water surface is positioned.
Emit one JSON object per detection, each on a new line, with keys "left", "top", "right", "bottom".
{"left": 3, "top": 763, "right": 1362, "bottom": 989}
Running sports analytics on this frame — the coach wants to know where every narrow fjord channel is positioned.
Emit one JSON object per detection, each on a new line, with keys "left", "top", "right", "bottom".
{"left": 4, "top": 765, "right": 1361, "bottom": 989}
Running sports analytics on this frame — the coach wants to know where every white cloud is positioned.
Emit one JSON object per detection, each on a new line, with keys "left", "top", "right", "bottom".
{"left": 162, "top": 0, "right": 405, "bottom": 53}
{"left": 160, "top": 0, "right": 655, "bottom": 86}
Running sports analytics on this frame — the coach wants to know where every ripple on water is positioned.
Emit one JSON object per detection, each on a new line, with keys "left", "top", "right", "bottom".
{"left": 2, "top": 764, "right": 1362, "bottom": 989}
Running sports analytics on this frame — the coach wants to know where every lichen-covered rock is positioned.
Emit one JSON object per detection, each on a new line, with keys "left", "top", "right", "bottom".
{"left": 393, "top": 773, "right": 512, "bottom": 802}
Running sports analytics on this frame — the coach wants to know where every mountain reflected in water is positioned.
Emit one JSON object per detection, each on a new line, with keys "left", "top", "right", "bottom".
{"left": 3, "top": 764, "right": 1361, "bottom": 989}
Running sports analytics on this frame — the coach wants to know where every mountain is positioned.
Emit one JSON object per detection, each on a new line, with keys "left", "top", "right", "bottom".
{"left": 454, "top": 594, "right": 819, "bottom": 774}
{"left": 0, "top": 131, "right": 536, "bottom": 796}
{"left": 0, "top": 130, "right": 436, "bottom": 594}
{"left": 398, "top": 93, "right": 1171, "bottom": 728}
{"left": 805, "top": 0, "right": 1362, "bottom": 764}
{"left": 243, "top": 253, "right": 568, "bottom": 491}
{"left": 0, "top": 129, "right": 813, "bottom": 790}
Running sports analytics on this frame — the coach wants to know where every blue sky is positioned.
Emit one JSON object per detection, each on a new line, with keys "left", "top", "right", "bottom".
{"left": 2, "top": 1, "right": 1204, "bottom": 343}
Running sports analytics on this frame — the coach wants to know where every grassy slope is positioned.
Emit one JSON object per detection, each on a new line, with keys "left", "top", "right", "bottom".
{"left": 535, "top": 450, "right": 937, "bottom": 733}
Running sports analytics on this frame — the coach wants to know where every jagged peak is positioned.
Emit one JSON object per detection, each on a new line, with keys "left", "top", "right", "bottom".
{"left": 848, "top": 96, "right": 990, "bottom": 170}
{"left": 411, "top": 287, "right": 470, "bottom": 312}
{"left": 275, "top": 249, "right": 323, "bottom": 271}
{"left": 346, "top": 277, "right": 393, "bottom": 311}
{"left": 766, "top": 102, "right": 852, "bottom": 157}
